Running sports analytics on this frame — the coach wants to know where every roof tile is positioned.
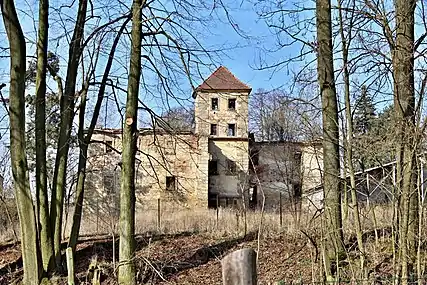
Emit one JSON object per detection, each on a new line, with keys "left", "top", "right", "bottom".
{"left": 195, "top": 66, "right": 251, "bottom": 92}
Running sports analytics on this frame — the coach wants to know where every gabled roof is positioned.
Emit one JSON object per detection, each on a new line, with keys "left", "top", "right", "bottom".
{"left": 193, "top": 66, "right": 251, "bottom": 97}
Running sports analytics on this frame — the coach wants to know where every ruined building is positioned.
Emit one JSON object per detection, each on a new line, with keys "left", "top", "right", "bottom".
{"left": 85, "top": 66, "right": 323, "bottom": 213}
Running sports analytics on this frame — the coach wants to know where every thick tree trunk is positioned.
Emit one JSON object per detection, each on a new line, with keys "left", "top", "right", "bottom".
{"left": 50, "top": 0, "right": 88, "bottom": 268}
{"left": 118, "top": 0, "right": 144, "bottom": 283}
{"left": 1, "top": 0, "right": 41, "bottom": 283}
{"left": 316, "top": 0, "right": 344, "bottom": 279}
{"left": 35, "top": 0, "right": 55, "bottom": 274}
{"left": 68, "top": 17, "right": 129, "bottom": 252}
{"left": 392, "top": 1, "right": 417, "bottom": 283}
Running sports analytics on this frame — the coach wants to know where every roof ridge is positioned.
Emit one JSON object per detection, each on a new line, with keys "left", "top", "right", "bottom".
{"left": 217, "top": 66, "right": 251, "bottom": 89}
{"left": 193, "top": 66, "right": 251, "bottom": 96}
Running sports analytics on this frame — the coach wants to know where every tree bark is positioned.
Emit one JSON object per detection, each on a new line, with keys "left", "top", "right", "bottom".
{"left": 337, "top": 0, "right": 365, "bottom": 274}
{"left": 1, "top": 0, "right": 41, "bottom": 282}
{"left": 393, "top": 1, "right": 417, "bottom": 283}
{"left": 68, "top": 17, "right": 129, "bottom": 252}
{"left": 118, "top": 0, "right": 144, "bottom": 283}
{"left": 316, "top": 0, "right": 344, "bottom": 279}
{"left": 50, "top": 0, "right": 88, "bottom": 268}
{"left": 35, "top": 0, "right": 55, "bottom": 274}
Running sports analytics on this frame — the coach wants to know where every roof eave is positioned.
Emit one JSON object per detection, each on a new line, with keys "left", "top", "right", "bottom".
{"left": 192, "top": 88, "right": 252, "bottom": 98}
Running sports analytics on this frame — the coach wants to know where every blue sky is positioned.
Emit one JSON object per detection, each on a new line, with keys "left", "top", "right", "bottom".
{"left": 181, "top": 0, "right": 304, "bottom": 93}
{"left": 0, "top": 0, "right": 315, "bottom": 129}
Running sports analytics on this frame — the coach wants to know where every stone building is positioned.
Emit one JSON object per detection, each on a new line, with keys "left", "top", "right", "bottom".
{"left": 85, "top": 66, "right": 323, "bottom": 212}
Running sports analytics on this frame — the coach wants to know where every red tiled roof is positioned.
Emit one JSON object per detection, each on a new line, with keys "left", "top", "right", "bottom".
{"left": 194, "top": 66, "right": 251, "bottom": 96}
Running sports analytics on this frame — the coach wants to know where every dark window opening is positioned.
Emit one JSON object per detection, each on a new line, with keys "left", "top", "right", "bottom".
{"left": 226, "top": 159, "right": 237, "bottom": 175}
{"left": 209, "top": 160, "right": 219, "bottom": 175}
{"left": 211, "top": 98, "right": 219, "bottom": 110}
{"left": 249, "top": 186, "right": 258, "bottom": 210}
{"left": 103, "top": 174, "right": 114, "bottom": 195}
{"left": 228, "top": 124, "right": 236, "bottom": 136}
{"left": 210, "top": 124, "right": 217, "bottom": 135}
{"left": 228, "top": 98, "right": 236, "bottom": 110}
{"left": 105, "top": 140, "right": 113, "bottom": 153}
{"left": 293, "top": 183, "right": 302, "bottom": 200}
{"left": 166, "top": 176, "right": 176, "bottom": 191}
{"left": 208, "top": 193, "right": 218, "bottom": 208}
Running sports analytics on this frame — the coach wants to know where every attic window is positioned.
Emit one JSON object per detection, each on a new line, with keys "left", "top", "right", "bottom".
{"left": 105, "top": 140, "right": 113, "bottom": 153}
{"left": 228, "top": 98, "right": 236, "bottom": 110}
{"left": 211, "top": 98, "right": 219, "bottom": 110}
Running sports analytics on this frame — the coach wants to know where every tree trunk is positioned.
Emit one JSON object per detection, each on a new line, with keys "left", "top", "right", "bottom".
{"left": 337, "top": 0, "right": 365, "bottom": 275}
{"left": 1, "top": 0, "right": 41, "bottom": 282}
{"left": 392, "top": 1, "right": 416, "bottom": 283}
{"left": 68, "top": 17, "right": 129, "bottom": 252}
{"left": 50, "top": 0, "right": 88, "bottom": 268}
{"left": 35, "top": 0, "right": 55, "bottom": 274}
{"left": 316, "top": 0, "right": 344, "bottom": 279}
{"left": 118, "top": 0, "right": 144, "bottom": 283}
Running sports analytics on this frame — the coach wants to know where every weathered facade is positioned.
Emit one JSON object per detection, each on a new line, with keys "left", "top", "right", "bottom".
{"left": 85, "top": 66, "right": 323, "bottom": 212}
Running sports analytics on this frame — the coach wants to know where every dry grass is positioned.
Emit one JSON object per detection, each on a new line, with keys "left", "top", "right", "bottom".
{"left": 66, "top": 207, "right": 309, "bottom": 239}
{"left": 0, "top": 197, "right": 18, "bottom": 243}
{"left": 0, "top": 201, "right": 407, "bottom": 245}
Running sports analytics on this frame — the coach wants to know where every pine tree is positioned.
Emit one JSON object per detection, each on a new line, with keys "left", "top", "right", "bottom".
{"left": 353, "top": 85, "right": 376, "bottom": 135}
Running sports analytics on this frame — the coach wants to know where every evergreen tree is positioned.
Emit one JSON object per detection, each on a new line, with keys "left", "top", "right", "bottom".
{"left": 353, "top": 85, "right": 376, "bottom": 135}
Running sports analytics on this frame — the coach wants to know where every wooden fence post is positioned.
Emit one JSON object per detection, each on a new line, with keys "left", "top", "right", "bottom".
{"left": 66, "top": 247, "right": 75, "bottom": 285}
{"left": 216, "top": 195, "right": 219, "bottom": 229}
{"left": 222, "top": 248, "right": 257, "bottom": 285}
{"left": 279, "top": 191, "right": 283, "bottom": 228}
{"left": 157, "top": 198, "right": 161, "bottom": 231}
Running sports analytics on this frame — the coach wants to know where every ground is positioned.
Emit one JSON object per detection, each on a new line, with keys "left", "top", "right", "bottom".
{"left": 0, "top": 228, "right": 395, "bottom": 285}
{"left": 0, "top": 231, "right": 324, "bottom": 285}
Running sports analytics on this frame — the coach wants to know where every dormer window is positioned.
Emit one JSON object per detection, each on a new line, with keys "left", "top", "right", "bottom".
{"left": 211, "top": 98, "right": 219, "bottom": 110}
{"left": 228, "top": 98, "right": 236, "bottom": 110}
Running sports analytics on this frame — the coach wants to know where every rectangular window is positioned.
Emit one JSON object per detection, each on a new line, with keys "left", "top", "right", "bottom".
{"left": 105, "top": 140, "right": 113, "bottom": 153}
{"left": 166, "top": 176, "right": 176, "bottom": 191}
{"left": 228, "top": 124, "right": 236, "bottom": 136}
{"left": 211, "top": 98, "right": 219, "bottom": 110}
{"left": 103, "top": 174, "right": 114, "bottom": 195}
{"left": 226, "top": 159, "right": 237, "bottom": 175}
{"left": 165, "top": 140, "right": 175, "bottom": 155}
{"left": 209, "top": 160, "right": 219, "bottom": 175}
{"left": 210, "top": 124, "right": 217, "bottom": 135}
{"left": 228, "top": 98, "right": 236, "bottom": 110}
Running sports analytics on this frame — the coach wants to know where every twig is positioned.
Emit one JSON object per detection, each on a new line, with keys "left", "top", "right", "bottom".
{"left": 141, "top": 256, "right": 167, "bottom": 282}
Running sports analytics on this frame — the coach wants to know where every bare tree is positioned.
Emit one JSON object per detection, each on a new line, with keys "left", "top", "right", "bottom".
{"left": 337, "top": 0, "right": 365, "bottom": 274}
{"left": 316, "top": 0, "right": 344, "bottom": 280}
{"left": 50, "top": 0, "right": 88, "bottom": 267}
{"left": 34, "top": 0, "right": 55, "bottom": 273}
{"left": 118, "top": 0, "right": 144, "bottom": 283}
{"left": 1, "top": 0, "right": 41, "bottom": 282}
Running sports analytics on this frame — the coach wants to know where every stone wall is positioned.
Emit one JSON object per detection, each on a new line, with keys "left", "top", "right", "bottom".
{"left": 208, "top": 139, "right": 249, "bottom": 199}
{"left": 195, "top": 91, "right": 249, "bottom": 138}
{"left": 85, "top": 129, "right": 209, "bottom": 214}
{"left": 250, "top": 142, "right": 302, "bottom": 210}
{"left": 300, "top": 143, "right": 323, "bottom": 192}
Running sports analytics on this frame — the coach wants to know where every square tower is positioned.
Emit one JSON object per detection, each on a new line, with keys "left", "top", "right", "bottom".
{"left": 193, "top": 66, "right": 251, "bottom": 207}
